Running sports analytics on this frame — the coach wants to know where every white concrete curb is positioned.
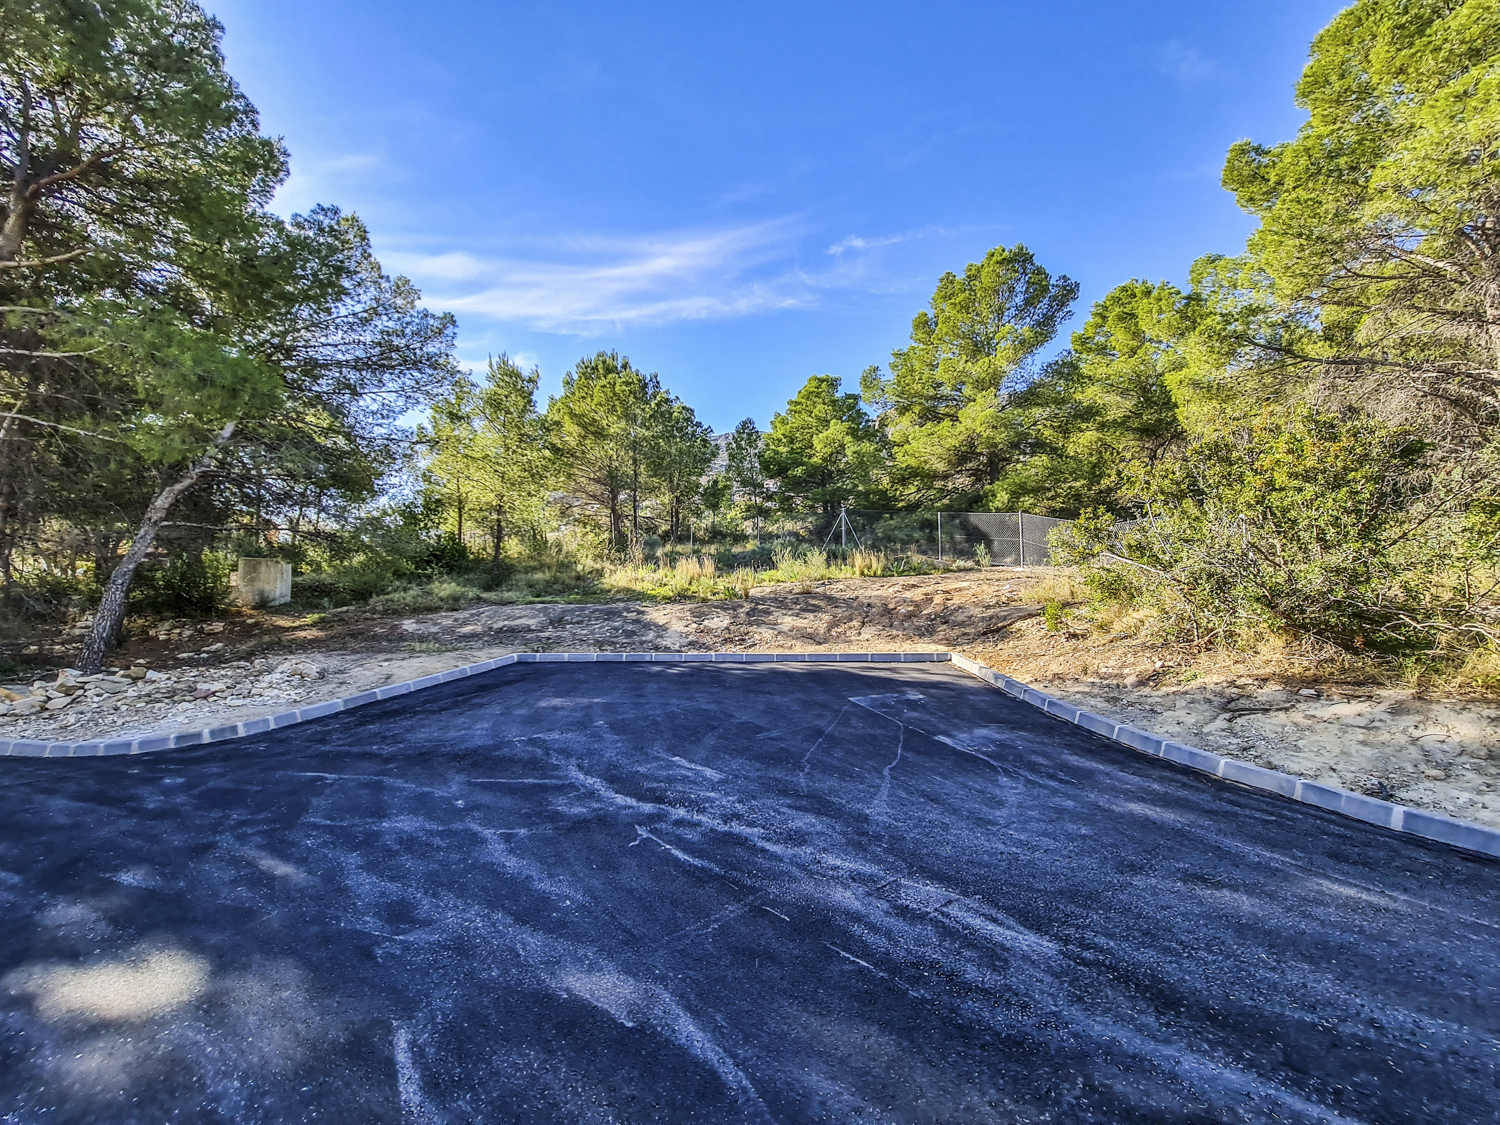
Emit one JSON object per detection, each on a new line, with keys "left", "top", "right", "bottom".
{"left": 947, "top": 653, "right": 1500, "bottom": 859}
{"left": 3, "top": 648, "right": 1495, "bottom": 859}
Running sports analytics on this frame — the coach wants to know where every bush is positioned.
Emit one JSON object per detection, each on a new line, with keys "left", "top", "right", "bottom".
{"left": 1052, "top": 407, "right": 1452, "bottom": 654}
{"left": 413, "top": 532, "right": 473, "bottom": 577}
{"left": 292, "top": 563, "right": 407, "bottom": 607}
{"left": 128, "top": 553, "right": 231, "bottom": 616}
{"left": 1042, "top": 599, "right": 1066, "bottom": 632}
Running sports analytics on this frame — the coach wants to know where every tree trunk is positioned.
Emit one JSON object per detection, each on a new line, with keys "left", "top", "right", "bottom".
{"left": 608, "top": 492, "right": 622, "bottom": 552}
{"left": 489, "top": 500, "right": 505, "bottom": 578}
{"left": 630, "top": 449, "right": 641, "bottom": 548}
{"left": 77, "top": 422, "right": 235, "bottom": 673}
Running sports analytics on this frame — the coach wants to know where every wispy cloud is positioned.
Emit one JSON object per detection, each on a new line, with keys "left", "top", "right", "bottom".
{"left": 828, "top": 233, "right": 907, "bottom": 256}
{"left": 391, "top": 222, "right": 816, "bottom": 334}
{"left": 1158, "top": 40, "right": 1218, "bottom": 86}
{"left": 383, "top": 221, "right": 949, "bottom": 335}
{"left": 274, "top": 150, "right": 390, "bottom": 215}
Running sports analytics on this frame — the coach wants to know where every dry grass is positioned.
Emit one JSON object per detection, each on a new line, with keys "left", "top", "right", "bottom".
{"left": 602, "top": 555, "right": 731, "bottom": 601}
{"left": 1030, "top": 573, "right": 1086, "bottom": 604}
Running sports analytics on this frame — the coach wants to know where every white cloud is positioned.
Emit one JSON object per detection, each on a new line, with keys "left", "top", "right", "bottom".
{"left": 395, "top": 222, "right": 815, "bottom": 334}
{"left": 828, "top": 233, "right": 906, "bottom": 255}
{"left": 1158, "top": 40, "right": 1218, "bottom": 86}
{"left": 273, "top": 150, "right": 389, "bottom": 215}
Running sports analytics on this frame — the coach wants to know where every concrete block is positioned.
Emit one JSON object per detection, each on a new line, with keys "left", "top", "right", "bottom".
{"left": 1399, "top": 808, "right": 1500, "bottom": 857}
{"left": 1295, "top": 781, "right": 1400, "bottom": 830}
{"left": 1022, "top": 687, "right": 1051, "bottom": 708}
{"left": 169, "top": 730, "right": 207, "bottom": 748}
{"left": 341, "top": 691, "right": 380, "bottom": 709}
{"left": 236, "top": 558, "right": 291, "bottom": 608}
{"left": 1075, "top": 711, "right": 1118, "bottom": 738}
{"left": 1217, "top": 757, "right": 1298, "bottom": 798}
{"left": 1159, "top": 741, "right": 1223, "bottom": 772}
{"left": 133, "top": 735, "right": 172, "bottom": 754}
{"left": 594, "top": 653, "right": 625, "bottom": 662}
{"left": 98, "top": 740, "right": 136, "bottom": 756}
{"left": 1114, "top": 726, "right": 1166, "bottom": 755}
{"left": 238, "top": 717, "right": 273, "bottom": 737}
{"left": 205, "top": 724, "right": 240, "bottom": 743}
{"left": 407, "top": 675, "right": 444, "bottom": 691}
{"left": 293, "top": 700, "right": 342, "bottom": 722}
{"left": 1043, "top": 698, "right": 1081, "bottom": 723}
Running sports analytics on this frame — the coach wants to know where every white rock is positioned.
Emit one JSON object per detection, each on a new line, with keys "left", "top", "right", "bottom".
{"left": 275, "top": 660, "right": 323, "bottom": 680}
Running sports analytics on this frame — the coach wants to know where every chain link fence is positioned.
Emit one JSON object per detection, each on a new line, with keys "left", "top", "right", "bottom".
{"left": 740, "top": 509, "right": 1075, "bottom": 567}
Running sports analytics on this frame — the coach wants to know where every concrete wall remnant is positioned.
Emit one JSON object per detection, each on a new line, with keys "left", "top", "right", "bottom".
{"left": 237, "top": 558, "right": 291, "bottom": 607}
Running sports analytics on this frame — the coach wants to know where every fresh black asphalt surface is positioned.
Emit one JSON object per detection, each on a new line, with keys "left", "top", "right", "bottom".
{"left": 0, "top": 661, "right": 1496, "bottom": 1124}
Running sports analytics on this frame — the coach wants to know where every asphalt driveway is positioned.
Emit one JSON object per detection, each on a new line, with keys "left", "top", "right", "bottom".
{"left": 0, "top": 661, "right": 1495, "bottom": 1124}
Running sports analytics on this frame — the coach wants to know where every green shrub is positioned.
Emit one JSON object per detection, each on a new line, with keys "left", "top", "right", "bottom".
{"left": 1042, "top": 599, "right": 1066, "bottom": 632}
{"left": 292, "top": 563, "right": 406, "bottom": 607}
{"left": 129, "top": 553, "right": 231, "bottom": 616}
{"left": 1053, "top": 407, "right": 1451, "bottom": 654}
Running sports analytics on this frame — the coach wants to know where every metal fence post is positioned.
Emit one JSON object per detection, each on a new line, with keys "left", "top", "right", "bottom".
{"left": 937, "top": 511, "right": 942, "bottom": 563}
{"left": 1018, "top": 511, "right": 1025, "bottom": 568}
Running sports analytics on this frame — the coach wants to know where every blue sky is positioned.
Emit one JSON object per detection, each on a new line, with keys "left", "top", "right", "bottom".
{"left": 208, "top": 0, "right": 1345, "bottom": 434}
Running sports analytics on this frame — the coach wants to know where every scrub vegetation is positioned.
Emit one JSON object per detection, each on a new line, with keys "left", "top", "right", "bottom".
{"left": 3, "top": 0, "right": 1500, "bottom": 684}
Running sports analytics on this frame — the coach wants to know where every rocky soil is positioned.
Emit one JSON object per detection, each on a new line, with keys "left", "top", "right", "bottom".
{"left": 5, "top": 568, "right": 1497, "bottom": 829}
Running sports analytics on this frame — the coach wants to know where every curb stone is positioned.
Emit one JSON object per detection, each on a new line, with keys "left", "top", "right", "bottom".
{"left": 946, "top": 652, "right": 1500, "bottom": 859}
{"left": 3, "top": 649, "right": 1495, "bottom": 859}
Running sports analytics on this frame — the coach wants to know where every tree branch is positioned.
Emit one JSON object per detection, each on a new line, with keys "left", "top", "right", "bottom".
{"left": 0, "top": 345, "right": 102, "bottom": 358}
{"left": 0, "top": 411, "right": 122, "bottom": 441}
{"left": 28, "top": 150, "right": 115, "bottom": 196}
{"left": 0, "top": 246, "right": 87, "bottom": 270}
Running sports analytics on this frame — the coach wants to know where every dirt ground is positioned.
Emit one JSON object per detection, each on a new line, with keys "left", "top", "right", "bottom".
{"left": 5, "top": 567, "right": 1497, "bottom": 830}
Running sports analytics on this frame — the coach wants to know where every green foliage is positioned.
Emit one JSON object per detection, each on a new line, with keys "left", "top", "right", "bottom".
{"left": 128, "top": 553, "right": 231, "bottom": 616}
{"left": 980, "top": 280, "right": 1208, "bottom": 514}
{"left": 1220, "top": 0, "right": 1500, "bottom": 433}
{"left": 1060, "top": 408, "right": 1444, "bottom": 652}
{"left": 545, "top": 351, "right": 710, "bottom": 552}
{"left": 762, "top": 375, "right": 884, "bottom": 514}
{"left": 418, "top": 355, "right": 551, "bottom": 556}
{"left": 652, "top": 400, "right": 716, "bottom": 544}
{"left": 862, "top": 245, "right": 1079, "bottom": 506}
{"left": 1042, "top": 599, "right": 1066, "bottom": 633}
{"left": 725, "top": 417, "right": 771, "bottom": 534}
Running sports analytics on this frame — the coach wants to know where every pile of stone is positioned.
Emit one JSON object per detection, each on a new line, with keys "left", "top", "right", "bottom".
{"left": 146, "top": 618, "right": 227, "bottom": 642}
{"left": 62, "top": 612, "right": 97, "bottom": 639}
{"left": 0, "top": 657, "right": 324, "bottom": 732}
{"left": 0, "top": 665, "right": 148, "bottom": 716}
